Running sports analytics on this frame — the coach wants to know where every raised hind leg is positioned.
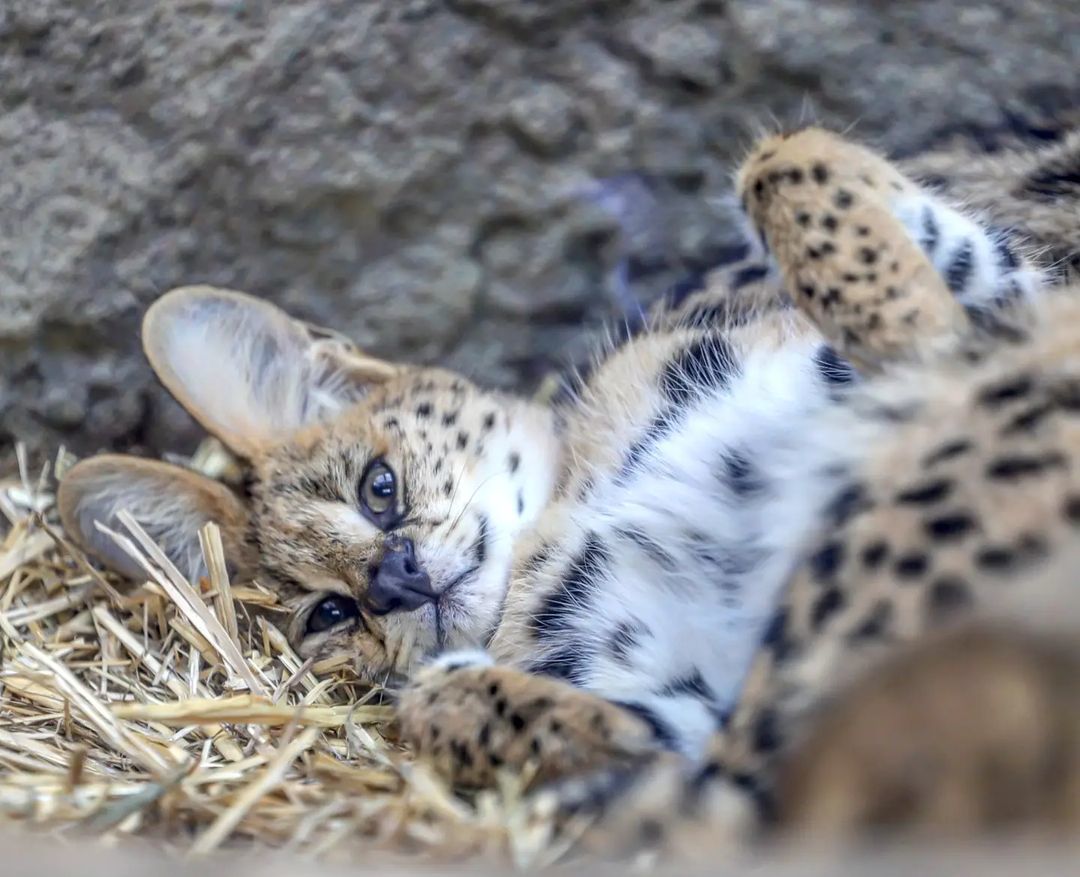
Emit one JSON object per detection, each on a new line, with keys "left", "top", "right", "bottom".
{"left": 736, "top": 127, "right": 1041, "bottom": 370}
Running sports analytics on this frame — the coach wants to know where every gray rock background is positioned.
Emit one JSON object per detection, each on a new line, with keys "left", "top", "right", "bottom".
{"left": 1, "top": 0, "right": 1078, "bottom": 460}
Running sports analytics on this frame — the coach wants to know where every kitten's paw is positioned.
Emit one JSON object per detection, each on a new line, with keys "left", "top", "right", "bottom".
{"left": 398, "top": 664, "right": 658, "bottom": 787}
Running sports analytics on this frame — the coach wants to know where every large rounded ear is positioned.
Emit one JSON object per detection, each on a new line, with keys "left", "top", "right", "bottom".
{"left": 143, "top": 286, "right": 401, "bottom": 458}
{"left": 57, "top": 455, "right": 254, "bottom": 583}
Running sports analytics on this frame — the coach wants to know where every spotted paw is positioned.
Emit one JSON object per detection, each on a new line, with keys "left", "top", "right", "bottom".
{"left": 736, "top": 127, "right": 971, "bottom": 370}
{"left": 397, "top": 663, "right": 660, "bottom": 787}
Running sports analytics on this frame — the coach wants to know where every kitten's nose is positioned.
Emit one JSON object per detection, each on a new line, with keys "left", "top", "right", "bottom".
{"left": 367, "top": 536, "right": 436, "bottom": 615}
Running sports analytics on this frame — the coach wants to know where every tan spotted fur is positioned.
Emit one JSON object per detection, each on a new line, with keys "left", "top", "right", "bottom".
{"left": 57, "top": 120, "right": 1080, "bottom": 856}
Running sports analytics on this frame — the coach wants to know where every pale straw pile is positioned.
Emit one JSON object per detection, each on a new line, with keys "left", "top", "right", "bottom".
{"left": 0, "top": 442, "right": 563, "bottom": 868}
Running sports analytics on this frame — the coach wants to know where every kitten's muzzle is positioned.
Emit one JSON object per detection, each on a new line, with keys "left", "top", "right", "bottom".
{"left": 367, "top": 535, "right": 437, "bottom": 615}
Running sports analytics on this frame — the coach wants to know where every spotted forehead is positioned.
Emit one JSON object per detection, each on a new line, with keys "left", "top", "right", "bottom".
{"left": 254, "top": 369, "right": 513, "bottom": 505}
{"left": 370, "top": 373, "right": 507, "bottom": 437}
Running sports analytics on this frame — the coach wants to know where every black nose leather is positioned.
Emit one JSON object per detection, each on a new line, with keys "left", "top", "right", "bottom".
{"left": 367, "top": 536, "right": 436, "bottom": 615}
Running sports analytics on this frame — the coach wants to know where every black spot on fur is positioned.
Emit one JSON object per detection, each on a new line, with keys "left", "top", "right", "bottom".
{"left": 848, "top": 599, "right": 893, "bottom": 642}
{"left": 517, "top": 491, "right": 525, "bottom": 515}
{"left": 752, "top": 709, "right": 782, "bottom": 753}
{"left": 762, "top": 608, "right": 789, "bottom": 656}
{"left": 442, "top": 411, "right": 458, "bottom": 427}
{"left": 660, "top": 669, "right": 715, "bottom": 703}
{"left": 482, "top": 412, "right": 496, "bottom": 431}
{"left": 1022, "top": 152, "right": 1080, "bottom": 201}
{"left": 826, "top": 482, "right": 871, "bottom": 528}
{"left": 618, "top": 527, "right": 677, "bottom": 571}
{"left": 1057, "top": 380, "right": 1080, "bottom": 411}
{"left": 689, "top": 759, "right": 724, "bottom": 800}
{"left": 920, "top": 205, "right": 940, "bottom": 253}
{"left": 944, "top": 239, "right": 975, "bottom": 294}
{"left": 720, "top": 448, "right": 766, "bottom": 498}
{"left": 974, "top": 535, "right": 1046, "bottom": 574}
{"left": 812, "top": 345, "right": 855, "bottom": 386}
{"left": 986, "top": 453, "right": 1065, "bottom": 480}
{"left": 508, "top": 452, "right": 520, "bottom": 473}
{"left": 617, "top": 408, "right": 680, "bottom": 484}
{"left": 1064, "top": 495, "right": 1080, "bottom": 524}
{"left": 612, "top": 701, "right": 679, "bottom": 750}
{"left": 995, "top": 237, "right": 1020, "bottom": 269}
{"left": 660, "top": 334, "right": 738, "bottom": 407}
{"left": 894, "top": 552, "right": 929, "bottom": 579}
{"left": 532, "top": 535, "right": 610, "bottom": 639}
{"left": 808, "top": 541, "right": 845, "bottom": 582}
{"left": 1002, "top": 403, "right": 1055, "bottom": 436}
{"left": 978, "top": 375, "right": 1033, "bottom": 407}
{"left": 416, "top": 402, "right": 432, "bottom": 418}
{"left": 896, "top": 479, "right": 952, "bottom": 505}
{"left": 812, "top": 163, "right": 829, "bottom": 184}
{"left": 859, "top": 247, "right": 878, "bottom": 265}
{"left": 796, "top": 211, "right": 812, "bottom": 228}
{"left": 811, "top": 586, "right": 846, "bottom": 629}
{"left": 609, "top": 620, "right": 645, "bottom": 664}
{"left": 926, "top": 576, "right": 973, "bottom": 622}
{"left": 473, "top": 515, "right": 489, "bottom": 565}
{"left": 861, "top": 541, "right": 889, "bottom": 569}
{"left": 834, "top": 189, "right": 854, "bottom": 209}
{"left": 924, "top": 511, "right": 977, "bottom": 542}
{"left": 975, "top": 545, "right": 1014, "bottom": 572}
{"left": 821, "top": 214, "right": 838, "bottom": 231}
{"left": 452, "top": 740, "right": 473, "bottom": 768}
{"left": 923, "top": 439, "right": 974, "bottom": 467}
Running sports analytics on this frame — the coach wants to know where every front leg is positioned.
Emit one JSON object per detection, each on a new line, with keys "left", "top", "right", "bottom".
{"left": 397, "top": 652, "right": 660, "bottom": 787}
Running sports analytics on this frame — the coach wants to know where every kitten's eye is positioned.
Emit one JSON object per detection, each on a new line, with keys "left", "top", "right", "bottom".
{"left": 306, "top": 594, "right": 361, "bottom": 635}
{"left": 360, "top": 459, "right": 398, "bottom": 523}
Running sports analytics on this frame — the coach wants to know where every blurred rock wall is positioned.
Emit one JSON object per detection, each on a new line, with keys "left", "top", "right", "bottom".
{"left": 1, "top": 0, "right": 1077, "bottom": 459}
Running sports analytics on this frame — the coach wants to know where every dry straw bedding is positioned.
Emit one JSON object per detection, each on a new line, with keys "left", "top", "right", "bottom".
{"left": 0, "top": 442, "right": 570, "bottom": 868}
{"left": 6, "top": 443, "right": 1080, "bottom": 876}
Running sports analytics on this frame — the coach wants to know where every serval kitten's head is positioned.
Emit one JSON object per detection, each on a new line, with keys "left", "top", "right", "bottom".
{"left": 59, "top": 287, "right": 559, "bottom": 681}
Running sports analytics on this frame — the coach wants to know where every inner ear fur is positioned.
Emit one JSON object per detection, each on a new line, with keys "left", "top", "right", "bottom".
{"left": 142, "top": 285, "right": 401, "bottom": 458}
{"left": 57, "top": 454, "right": 255, "bottom": 583}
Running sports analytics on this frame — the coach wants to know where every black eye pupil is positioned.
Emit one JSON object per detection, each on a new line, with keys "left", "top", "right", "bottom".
{"left": 372, "top": 471, "right": 394, "bottom": 497}
{"left": 307, "top": 595, "right": 360, "bottom": 634}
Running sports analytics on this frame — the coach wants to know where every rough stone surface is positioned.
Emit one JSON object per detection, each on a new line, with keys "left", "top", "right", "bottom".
{"left": 1, "top": 0, "right": 1078, "bottom": 459}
